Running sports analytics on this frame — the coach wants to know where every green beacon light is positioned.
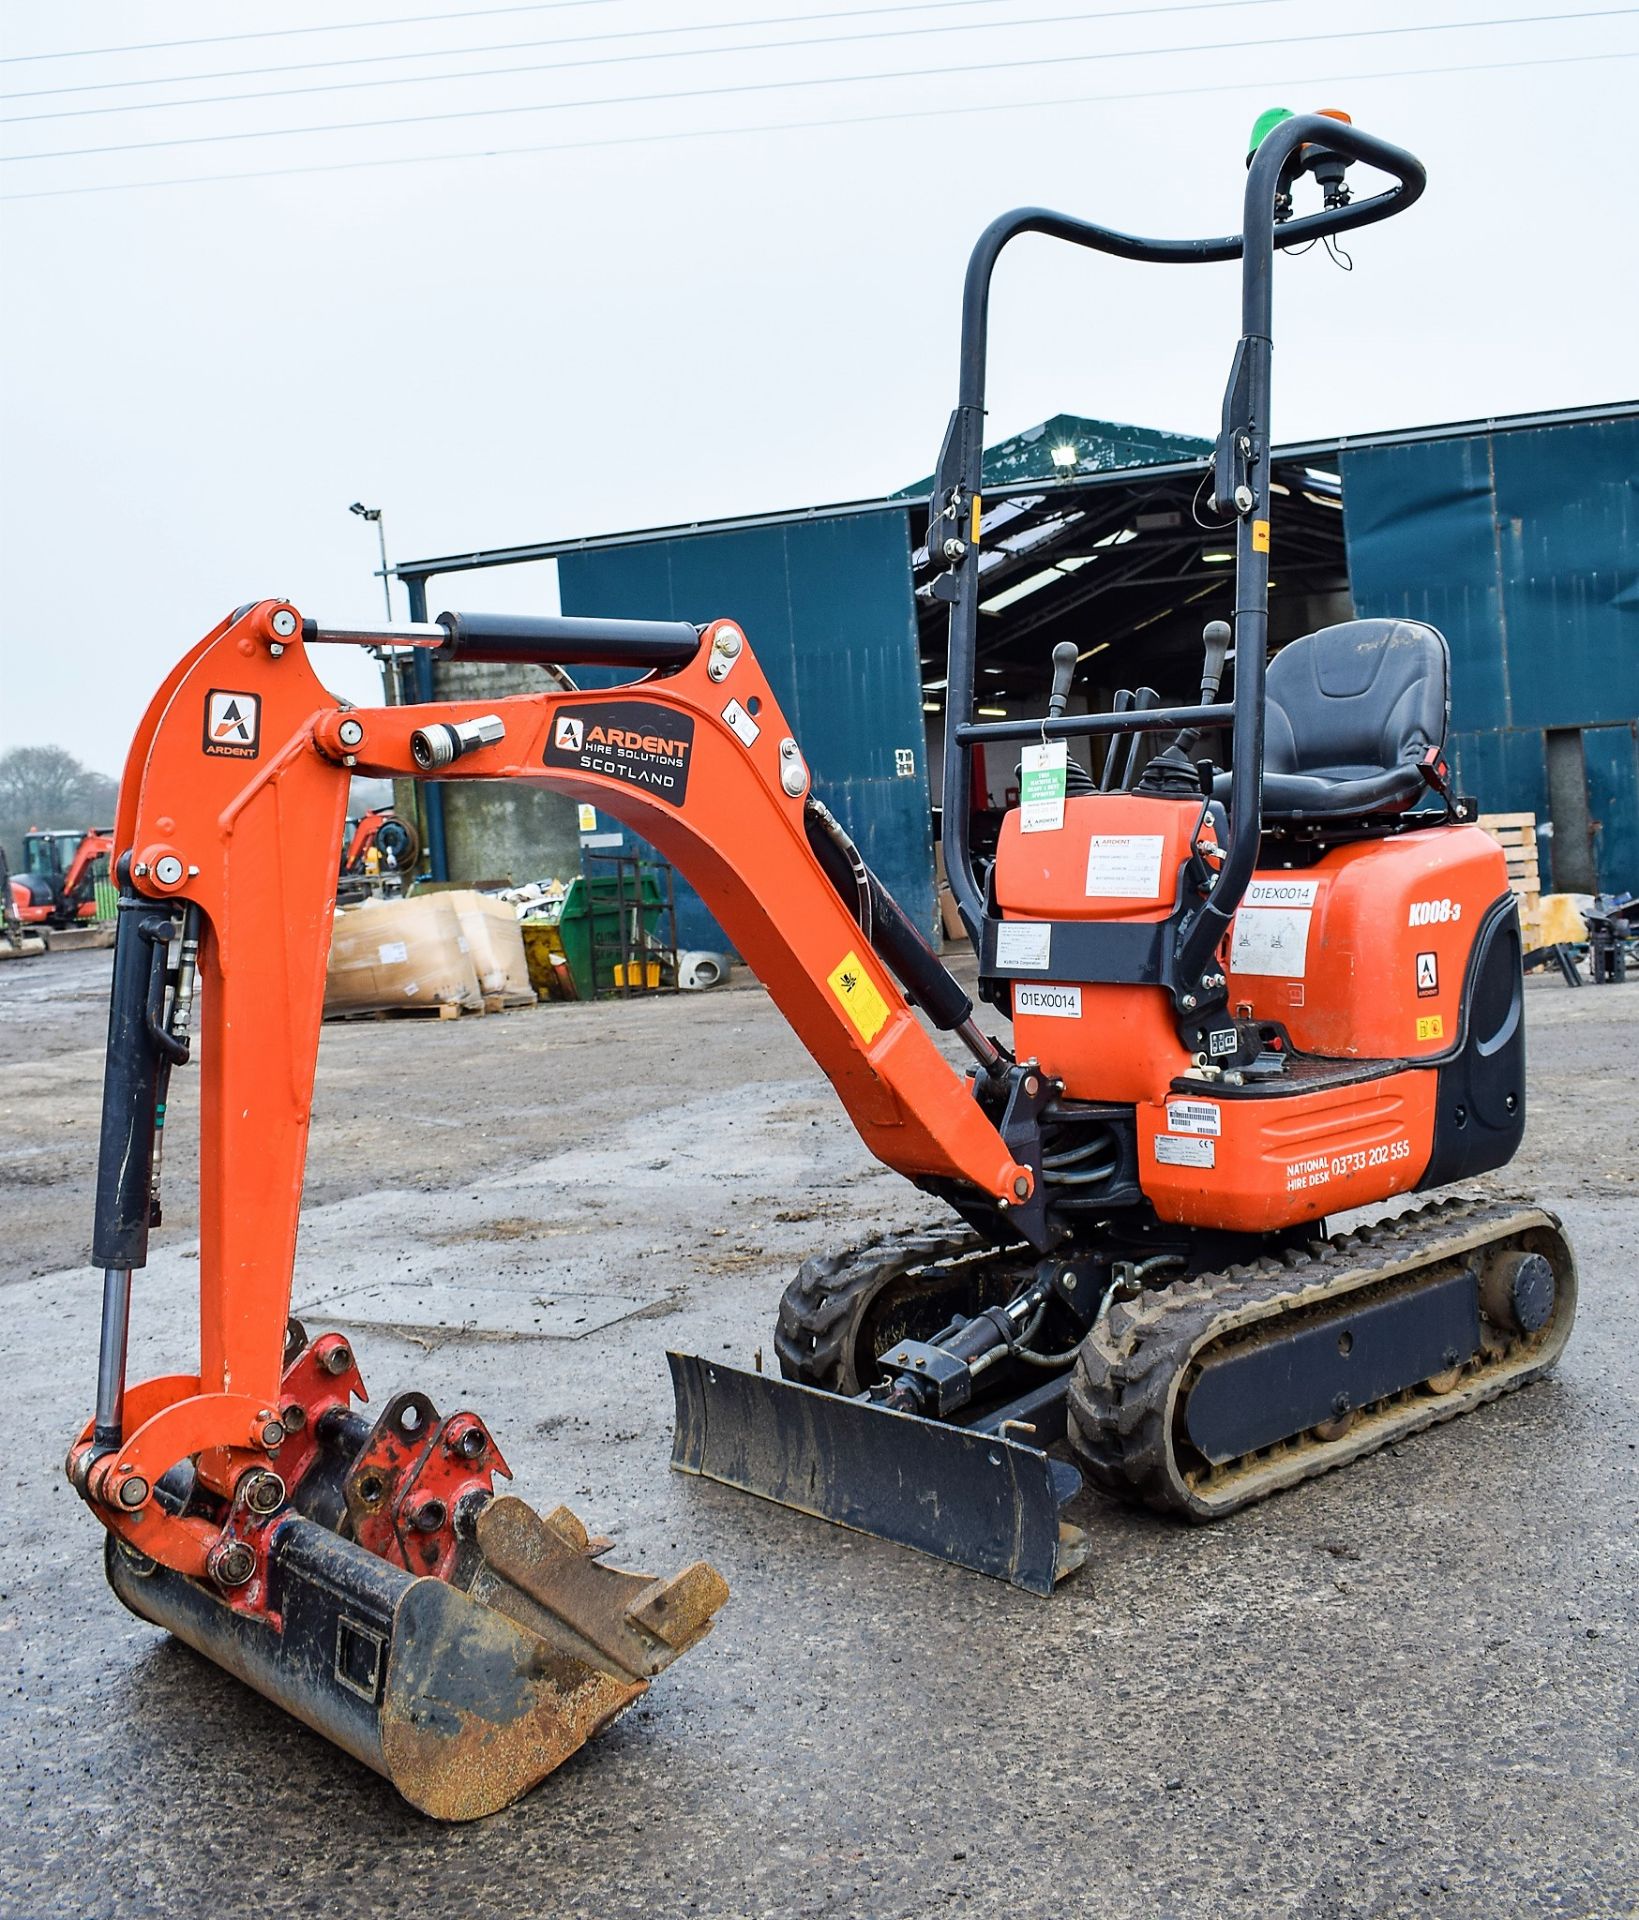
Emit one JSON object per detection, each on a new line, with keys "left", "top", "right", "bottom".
{"left": 1247, "top": 107, "right": 1294, "bottom": 163}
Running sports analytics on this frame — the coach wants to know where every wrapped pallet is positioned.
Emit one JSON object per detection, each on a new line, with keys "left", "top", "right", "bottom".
{"left": 325, "top": 894, "right": 482, "bottom": 1017}
{"left": 446, "top": 890, "right": 533, "bottom": 1003}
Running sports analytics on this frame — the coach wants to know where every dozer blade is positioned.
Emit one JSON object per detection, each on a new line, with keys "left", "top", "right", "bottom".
{"left": 668, "top": 1352, "right": 1087, "bottom": 1596}
{"left": 107, "top": 1494, "right": 728, "bottom": 1822}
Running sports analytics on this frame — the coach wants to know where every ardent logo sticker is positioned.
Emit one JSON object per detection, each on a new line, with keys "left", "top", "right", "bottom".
{"left": 543, "top": 701, "right": 695, "bottom": 804}
{"left": 203, "top": 689, "right": 261, "bottom": 758}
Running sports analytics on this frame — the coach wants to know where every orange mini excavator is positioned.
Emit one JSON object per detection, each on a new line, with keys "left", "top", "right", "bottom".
{"left": 73, "top": 113, "right": 1575, "bottom": 1818}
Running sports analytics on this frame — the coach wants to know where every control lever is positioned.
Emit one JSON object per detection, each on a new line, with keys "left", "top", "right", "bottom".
{"left": 1047, "top": 641, "right": 1078, "bottom": 720}
{"left": 1119, "top": 686, "right": 1160, "bottom": 789}
{"left": 1099, "top": 689, "right": 1134, "bottom": 790}
{"left": 1173, "top": 620, "right": 1232, "bottom": 756}
{"left": 1198, "top": 620, "right": 1231, "bottom": 704}
{"left": 1138, "top": 623, "right": 1234, "bottom": 800}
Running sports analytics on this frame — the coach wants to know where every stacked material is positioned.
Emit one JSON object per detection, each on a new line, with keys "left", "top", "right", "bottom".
{"left": 1477, "top": 812, "right": 1544, "bottom": 948}
{"left": 326, "top": 891, "right": 535, "bottom": 1017}
{"left": 325, "top": 895, "right": 481, "bottom": 1016}
{"left": 447, "top": 890, "right": 534, "bottom": 1004}
{"left": 1475, "top": 811, "right": 1589, "bottom": 954}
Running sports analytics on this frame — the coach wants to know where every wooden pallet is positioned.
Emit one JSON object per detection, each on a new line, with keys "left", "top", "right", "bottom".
{"left": 324, "top": 991, "right": 537, "bottom": 1024}
{"left": 325, "top": 999, "right": 467, "bottom": 1023}
{"left": 1477, "top": 812, "right": 1544, "bottom": 949}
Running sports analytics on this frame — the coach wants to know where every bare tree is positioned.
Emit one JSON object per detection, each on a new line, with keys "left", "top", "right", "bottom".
{"left": 0, "top": 746, "right": 119, "bottom": 872}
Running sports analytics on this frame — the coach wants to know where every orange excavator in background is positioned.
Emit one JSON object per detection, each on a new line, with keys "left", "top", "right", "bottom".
{"left": 72, "top": 114, "right": 1576, "bottom": 1820}
{"left": 0, "top": 846, "right": 49, "bottom": 957}
{"left": 341, "top": 805, "right": 420, "bottom": 881}
{"left": 9, "top": 826, "right": 112, "bottom": 927}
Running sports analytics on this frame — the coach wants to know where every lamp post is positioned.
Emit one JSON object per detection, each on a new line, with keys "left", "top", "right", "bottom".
{"left": 349, "top": 501, "right": 393, "bottom": 621}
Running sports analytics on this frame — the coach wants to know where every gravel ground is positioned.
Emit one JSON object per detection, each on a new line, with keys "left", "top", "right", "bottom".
{"left": 0, "top": 948, "right": 1633, "bottom": 1920}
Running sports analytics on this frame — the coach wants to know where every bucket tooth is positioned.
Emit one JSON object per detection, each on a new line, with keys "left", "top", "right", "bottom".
{"left": 466, "top": 1494, "right": 730, "bottom": 1681}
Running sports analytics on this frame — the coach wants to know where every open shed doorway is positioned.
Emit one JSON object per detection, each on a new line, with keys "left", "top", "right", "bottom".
{"left": 909, "top": 450, "right": 1351, "bottom": 864}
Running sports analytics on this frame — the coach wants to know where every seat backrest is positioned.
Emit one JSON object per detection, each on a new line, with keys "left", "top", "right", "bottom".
{"left": 1264, "top": 618, "right": 1448, "bottom": 780}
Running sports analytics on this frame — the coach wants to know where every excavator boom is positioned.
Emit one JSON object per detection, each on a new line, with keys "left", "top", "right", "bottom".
{"left": 71, "top": 596, "right": 1030, "bottom": 1811}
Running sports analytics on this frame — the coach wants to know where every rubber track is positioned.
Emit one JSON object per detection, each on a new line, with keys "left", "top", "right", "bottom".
{"left": 1065, "top": 1196, "right": 1577, "bottom": 1521}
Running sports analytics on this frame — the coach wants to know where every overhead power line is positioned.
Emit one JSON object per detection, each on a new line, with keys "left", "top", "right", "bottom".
{"left": 5, "top": 6, "right": 1632, "bottom": 163}
{"left": 4, "top": 1, "right": 1027, "bottom": 102}
{"left": 0, "top": 1, "right": 617, "bottom": 65}
{"left": 3, "top": 0, "right": 1283, "bottom": 123}
{"left": 5, "top": 45, "right": 1630, "bottom": 203}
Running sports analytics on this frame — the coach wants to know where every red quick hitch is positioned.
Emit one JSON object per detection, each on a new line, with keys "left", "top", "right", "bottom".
{"left": 342, "top": 1393, "right": 511, "bottom": 1582}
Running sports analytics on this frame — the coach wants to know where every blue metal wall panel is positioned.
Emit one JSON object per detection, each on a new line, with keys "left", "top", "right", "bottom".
{"left": 1342, "top": 415, "right": 1639, "bottom": 894}
{"left": 1584, "top": 723, "right": 1639, "bottom": 895}
{"left": 1490, "top": 420, "right": 1639, "bottom": 731}
{"left": 1339, "top": 436, "right": 1509, "bottom": 732}
{"left": 1446, "top": 727, "right": 1549, "bottom": 827}
{"left": 558, "top": 509, "right": 934, "bottom": 950}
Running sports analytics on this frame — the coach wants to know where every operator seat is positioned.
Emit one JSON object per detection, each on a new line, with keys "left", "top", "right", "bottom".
{"left": 1217, "top": 616, "right": 1450, "bottom": 821}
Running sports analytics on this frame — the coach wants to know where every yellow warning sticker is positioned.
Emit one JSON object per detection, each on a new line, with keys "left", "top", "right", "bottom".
{"left": 1252, "top": 519, "right": 1271, "bottom": 553}
{"left": 828, "top": 949, "right": 891, "bottom": 1044}
{"left": 1416, "top": 1014, "right": 1445, "bottom": 1042}
{"left": 970, "top": 493, "right": 983, "bottom": 546}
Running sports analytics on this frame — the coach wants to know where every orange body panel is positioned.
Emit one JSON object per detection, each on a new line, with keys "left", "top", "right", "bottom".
{"left": 991, "top": 795, "right": 1499, "bottom": 1232}
{"left": 1223, "top": 827, "right": 1510, "bottom": 1060}
{"left": 92, "top": 601, "right": 1032, "bottom": 1574}
{"left": 994, "top": 791, "right": 1209, "bottom": 1101}
{"left": 1137, "top": 1069, "right": 1436, "bottom": 1232}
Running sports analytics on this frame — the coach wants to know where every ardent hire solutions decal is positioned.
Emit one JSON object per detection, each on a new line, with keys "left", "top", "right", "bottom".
{"left": 543, "top": 702, "right": 695, "bottom": 804}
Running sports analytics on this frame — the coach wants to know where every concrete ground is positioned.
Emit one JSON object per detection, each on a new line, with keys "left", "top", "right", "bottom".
{"left": 0, "top": 949, "right": 1634, "bottom": 1920}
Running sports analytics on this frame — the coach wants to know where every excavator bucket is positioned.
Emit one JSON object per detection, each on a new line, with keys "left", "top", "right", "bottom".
{"left": 103, "top": 1333, "right": 728, "bottom": 1822}
{"left": 668, "top": 1352, "right": 1087, "bottom": 1596}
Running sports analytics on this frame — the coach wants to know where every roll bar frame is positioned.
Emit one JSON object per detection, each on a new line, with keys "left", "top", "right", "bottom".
{"left": 931, "top": 115, "right": 1426, "bottom": 1006}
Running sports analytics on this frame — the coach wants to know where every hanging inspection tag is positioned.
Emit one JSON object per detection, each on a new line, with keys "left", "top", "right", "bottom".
{"left": 1019, "top": 741, "right": 1068, "bottom": 833}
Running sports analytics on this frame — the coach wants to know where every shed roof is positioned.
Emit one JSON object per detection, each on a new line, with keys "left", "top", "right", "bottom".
{"left": 890, "top": 413, "right": 1211, "bottom": 498}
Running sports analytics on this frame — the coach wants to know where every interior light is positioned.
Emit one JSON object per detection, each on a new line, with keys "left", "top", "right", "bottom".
{"left": 922, "top": 701, "right": 942, "bottom": 713}
{"left": 1202, "top": 550, "right": 1235, "bottom": 564}
{"left": 979, "top": 566, "right": 1065, "bottom": 615}
{"left": 976, "top": 704, "right": 1009, "bottom": 718}
{"left": 1077, "top": 641, "right": 1111, "bottom": 661}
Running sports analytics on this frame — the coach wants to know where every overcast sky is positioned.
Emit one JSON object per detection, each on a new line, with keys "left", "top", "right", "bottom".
{"left": 2, "top": 0, "right": 1634, "bottom": 775}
